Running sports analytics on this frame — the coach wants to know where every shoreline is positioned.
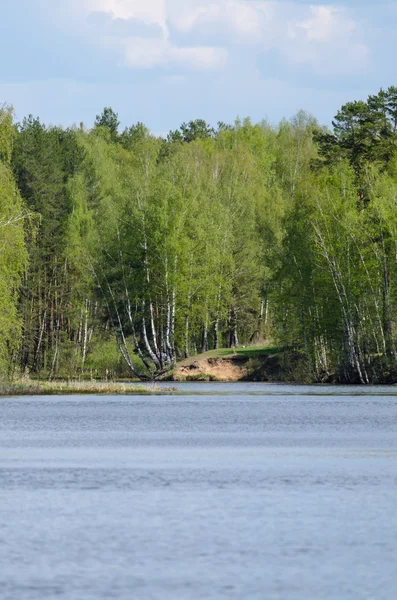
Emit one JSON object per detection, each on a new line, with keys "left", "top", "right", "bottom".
{"left": 2, "top": 378, "right": 397, "bottom": 398}
{"left": 0, "top": 380, "right": 176, "bottom": 397}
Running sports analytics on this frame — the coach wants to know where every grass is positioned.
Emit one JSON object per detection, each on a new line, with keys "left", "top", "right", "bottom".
{"left": 184, "top": 373, "right": 220, "bottom": 382}
{"left": 0, "top": 379, "right": 176, "bottom": 397}
{"left": 177, "top": 341, "right": 280, "bottom": 366}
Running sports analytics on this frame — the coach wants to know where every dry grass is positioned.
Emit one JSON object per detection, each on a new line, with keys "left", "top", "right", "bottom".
{"left": 0, "top": 379, "right": 176, "bottom": 397}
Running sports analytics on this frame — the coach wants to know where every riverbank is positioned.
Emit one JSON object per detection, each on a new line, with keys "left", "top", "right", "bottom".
{"left": 167, "top": 344, "right": 313, "bottom": 383}
{"left": 0, "top": 380, "right": 175, "bottom": 397}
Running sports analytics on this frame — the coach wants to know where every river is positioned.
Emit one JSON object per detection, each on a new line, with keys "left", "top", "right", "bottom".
{"left": 1, "top": 382, "right": 396, "bottom": 599}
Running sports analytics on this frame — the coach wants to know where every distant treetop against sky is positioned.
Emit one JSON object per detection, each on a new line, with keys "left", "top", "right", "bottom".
{"left": 0, "top": 0, "right": 394, "bottom": 131}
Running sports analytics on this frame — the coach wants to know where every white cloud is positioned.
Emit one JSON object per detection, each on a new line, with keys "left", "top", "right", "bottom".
{"left": 288, "top": 6, "right": 349, "bottom": 43}
{"left": 64, "top": 0, "right": 228, "bottom": 71}
{"left": 169, "top": 0, "right": 273, "bottom": 41}
{"left": 288, "top": 6, "right": 356, "bottom": 43}
{"left": 85, "top": 0, "right": 167, "bottom": 31}
{"left": 59, "top": 1, "right": 369, "bottom": 76}
{"left": 168, "top": 1, "right": 369, "bottom": 73}
{"left": 284, "top": 5, "right": 369, "bottom": 73}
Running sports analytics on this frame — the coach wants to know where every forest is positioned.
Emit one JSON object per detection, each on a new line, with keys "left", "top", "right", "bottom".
{"left": 2, "top": 87, "right": 397, "bottom": 384}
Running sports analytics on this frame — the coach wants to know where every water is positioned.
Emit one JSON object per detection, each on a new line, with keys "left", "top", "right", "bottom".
{"left": 1, "top": 383, "right": 397, "bottom": 599}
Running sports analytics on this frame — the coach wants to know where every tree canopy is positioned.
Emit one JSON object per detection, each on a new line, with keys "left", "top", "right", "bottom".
{"left": 2, "top": 88, "right": 397, "bottom": 382}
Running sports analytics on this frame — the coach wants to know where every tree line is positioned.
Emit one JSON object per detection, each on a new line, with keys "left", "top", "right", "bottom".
{"left": 2, "top": 87, "right": 397, "bottom": 383}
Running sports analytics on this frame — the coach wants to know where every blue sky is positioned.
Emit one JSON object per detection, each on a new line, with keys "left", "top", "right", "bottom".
{"left": 0, "top": 0, "right": 394, "bottom": 133}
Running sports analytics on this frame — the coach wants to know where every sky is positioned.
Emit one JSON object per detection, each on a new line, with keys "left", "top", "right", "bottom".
{"left": 0, "top": 0, "right": 395, "bottom": 133}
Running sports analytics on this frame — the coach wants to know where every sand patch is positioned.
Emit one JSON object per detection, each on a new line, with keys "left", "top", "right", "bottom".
{"left": 173, "top": 356, "right": 248, "bottom": 382}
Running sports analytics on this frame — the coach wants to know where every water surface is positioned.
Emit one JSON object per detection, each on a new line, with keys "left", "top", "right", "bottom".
{"left": 1, "top": 383, "right": 396, "bottom": 599}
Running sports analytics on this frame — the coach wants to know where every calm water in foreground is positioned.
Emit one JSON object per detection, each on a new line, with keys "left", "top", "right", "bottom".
{"left": 1, "top": 382, "right": 397, "bottom": 599}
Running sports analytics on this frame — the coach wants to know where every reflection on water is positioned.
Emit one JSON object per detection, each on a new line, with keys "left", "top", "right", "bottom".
{"left": 1, "top": 383, "right": 397, "bottom": 599}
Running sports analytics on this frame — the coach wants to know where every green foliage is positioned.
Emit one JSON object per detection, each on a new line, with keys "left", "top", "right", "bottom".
{"left": 167, "top": 119, "right": 215, "bottom": 144}
{"left": 0, "top": 110, "right": 27, "bottom": 374}
{"left": 85, "top": 336, "right": 146, "bottom": 378}
{"left": 2, "top": 86, "right": 397, "bottom": 383}
{"left": 94, "top": 107, "right": 120, "bottom": 141}
{"left": 316, "top": 87, "right": 397, "bottom": 177}
{"left": 120, "top": 122, "right": 150, "bottom": 149}
{"left": 12, "top": 118, "right": 87, "bottom": 374}
{"left": 0, "top": 105, "right": 15, "bottom": 164}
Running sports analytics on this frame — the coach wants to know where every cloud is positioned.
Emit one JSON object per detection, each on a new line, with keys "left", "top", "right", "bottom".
{"left": 64, "top": 0, "right": 228, "bottom": 71}
{"left": 284, "top": 5, "right": 369, "bottom": 74}
{"left": 169, "top": 1, "right": 369, "bottom": 76}
{"left": 56, "top": 0, "right": 369, "bottom": 78}
{"left": 169, "top": 0, "right": 273, "bottom": 42}
{"left": 87, "top": 11, "right": 164, "bottom": 38}
{"left": 84, "top": 0, "right": 168, "bottom": 33}
{"left": 289, "top": 5, "right": 350, "bottom": 43}
{"left": 0, "top": 0, "right": 389, "bottom": 137}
